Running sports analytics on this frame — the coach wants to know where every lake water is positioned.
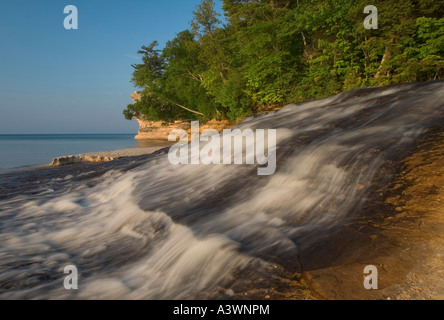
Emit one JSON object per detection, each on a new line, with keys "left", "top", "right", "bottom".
{"left": 0, "top": 134, "right": 138, "bottom": 171}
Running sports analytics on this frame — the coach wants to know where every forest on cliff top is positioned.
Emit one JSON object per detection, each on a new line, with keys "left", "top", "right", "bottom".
{"left": 123, "top": 0, "right": 443, "bottom": 123}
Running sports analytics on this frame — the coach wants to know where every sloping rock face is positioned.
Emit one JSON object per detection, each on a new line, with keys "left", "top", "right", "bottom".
{"left": 130, "top": 91, "right": 231, "bottom": 140}
{"left": 1, "top": 81, "right": 443, "bottom": 300}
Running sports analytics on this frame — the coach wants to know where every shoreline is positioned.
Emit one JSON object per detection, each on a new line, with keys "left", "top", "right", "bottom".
{"left": 49, "top": 145, "right": 168, "bottom": 167}
{"left": 50, "top": 144, "right": 172, "bottom": 166}
{"left": 0, "top": 144, "right": 171, "bottom": 175}
{"left": 49, "top": 118, "right": 236, "bottom": 167}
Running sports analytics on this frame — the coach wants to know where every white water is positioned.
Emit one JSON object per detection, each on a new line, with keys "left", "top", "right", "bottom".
{"left": 0, "top": 82, "right": 443, "bottom": 299}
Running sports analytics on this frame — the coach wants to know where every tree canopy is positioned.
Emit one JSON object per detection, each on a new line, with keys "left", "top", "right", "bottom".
{"left": 124, "top": 0, "right": 444, "bottom": 123}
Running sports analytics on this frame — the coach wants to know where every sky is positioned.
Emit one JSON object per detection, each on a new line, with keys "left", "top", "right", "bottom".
{"left": 0, "top": 0, "right": 223, "bottom": 134}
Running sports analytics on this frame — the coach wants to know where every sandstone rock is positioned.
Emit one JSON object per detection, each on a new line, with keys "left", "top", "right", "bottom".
{"left": 50, "top": 147, "right": 166, "bottom": 166}
{"left": 130, "top": 92, "right": 232, "bottom": 140}
{"left": 130, "top": 91, "right": 143, "bottom": 103}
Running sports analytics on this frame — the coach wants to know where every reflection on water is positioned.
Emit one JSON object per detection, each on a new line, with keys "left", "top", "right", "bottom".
{"left": 136, "top": 139, "right": 176, "bottom": 148}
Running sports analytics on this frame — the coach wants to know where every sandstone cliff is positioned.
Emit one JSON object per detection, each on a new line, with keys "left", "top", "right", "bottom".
{"left": 130, "top": 91, "right": 231, "bottom": 140}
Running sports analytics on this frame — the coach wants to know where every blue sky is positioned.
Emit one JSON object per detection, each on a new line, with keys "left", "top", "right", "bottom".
{"left": 0, "top": 0, "right": 223, "bottom": 134}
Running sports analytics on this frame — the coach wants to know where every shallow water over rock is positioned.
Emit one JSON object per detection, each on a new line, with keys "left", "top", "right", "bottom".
{"left": 0, "top": 81, "right": 443, "bottom": 299}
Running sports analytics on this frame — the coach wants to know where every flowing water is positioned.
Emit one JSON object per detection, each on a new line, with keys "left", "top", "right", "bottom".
{"left": 0, "top": 81, "right": 443, "bottom": 299}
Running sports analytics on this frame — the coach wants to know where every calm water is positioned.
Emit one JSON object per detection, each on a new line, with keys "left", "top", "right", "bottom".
{"left": 0, "top": 134, "right": 138, "bottom": 171}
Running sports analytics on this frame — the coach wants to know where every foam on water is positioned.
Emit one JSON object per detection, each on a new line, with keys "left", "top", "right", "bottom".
{"left": 0, "top": 82, "right": 443, "bottom": 299}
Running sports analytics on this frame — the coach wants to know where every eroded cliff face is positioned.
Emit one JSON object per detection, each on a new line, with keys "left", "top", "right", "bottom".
{"left": 131, "top": 91, "right": 187, "bottom": 139}
{"left": 130, "top": 91, "right": 143, "bottom": 103}
{"left": 130, "top": 91, "right": 231, "bottom": 140}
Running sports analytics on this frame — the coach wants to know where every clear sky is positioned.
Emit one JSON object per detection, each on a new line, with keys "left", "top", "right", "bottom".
{"left": 0, "top": 0, "right": 222, "bottom": 134}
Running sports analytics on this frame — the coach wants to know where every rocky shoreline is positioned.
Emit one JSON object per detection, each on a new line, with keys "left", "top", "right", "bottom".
{"left": 300, "top": 131, "right": 444, "bottom": 300}
{"left": 50, "top": 146, "right": 167, "bottom": 166}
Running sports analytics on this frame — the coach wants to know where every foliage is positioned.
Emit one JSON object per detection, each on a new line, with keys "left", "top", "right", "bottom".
{"left": 124, "top": 0, "right": 444, "bottom": 123}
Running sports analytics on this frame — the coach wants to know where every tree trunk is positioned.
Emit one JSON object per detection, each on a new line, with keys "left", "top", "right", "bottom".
{"left": 220, "top": 70, "right": 227, "bottom": 83}
{"left": 375, "top": 38, "right": 396, "bottom": 79}
{"left": 301, "top": 31, "right": 312, "bottom": 60}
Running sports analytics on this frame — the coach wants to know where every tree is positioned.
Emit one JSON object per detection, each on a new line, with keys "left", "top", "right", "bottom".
{"left": 131, "top": 41, "right": 164, "bottom": 89}
{"left": 191, "top": 0, "right": 222, "bottom": 37}
{"left": 124, "top": 0, "right": 444, "bottom": 123}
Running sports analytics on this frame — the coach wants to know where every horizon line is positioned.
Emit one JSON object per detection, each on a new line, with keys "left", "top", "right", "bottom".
{"left": 0, "top": 133, "right": 138, "bottom": 135}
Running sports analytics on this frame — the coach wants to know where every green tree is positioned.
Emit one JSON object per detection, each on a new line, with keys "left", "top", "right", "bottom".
{"left": 124, "top": 0, "right": 444, "bottom": 123}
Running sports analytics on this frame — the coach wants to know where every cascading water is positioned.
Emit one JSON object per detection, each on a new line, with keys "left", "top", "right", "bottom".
{"left": 0, "top": 81, "right": 443, "bottom": 299}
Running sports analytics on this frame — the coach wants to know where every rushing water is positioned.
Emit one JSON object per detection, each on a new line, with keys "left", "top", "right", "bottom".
{"left": 0, "top": 81, "right": 443, "bottom": 299}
